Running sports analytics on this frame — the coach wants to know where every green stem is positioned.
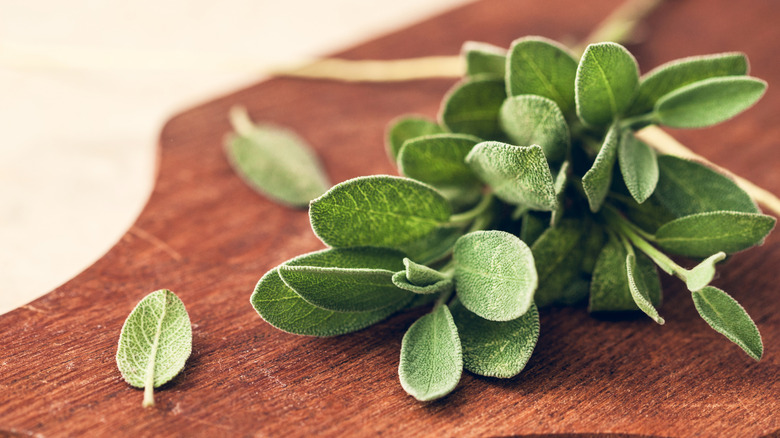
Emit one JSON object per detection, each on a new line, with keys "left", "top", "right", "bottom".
{"left": 449, "top": 193, "right": 494, "bottom": 225}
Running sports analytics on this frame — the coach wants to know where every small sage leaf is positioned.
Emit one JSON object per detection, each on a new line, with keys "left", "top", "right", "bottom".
{"left": 655, "top": 211, "right": 776, "bottom": 258}
{"left": 582, "top": 124, "right": 620, "bottom": 212}
{"left": 589, "top": 236, "right": 661, "bottom": 313}
{"left": 450, "top": 299, "right": 539, "bottom": 378}
{"left": 655, "top": 76, "right": 767, "bottom": 128}
{"left": 575, "top": 42, "right": 639, "bottom": 127}
{"left": 309, "top": 176, "right": 451, "bottom": 249}
{"left": 454, "top": 230, "right": 537, "bottom": 321}
{"left": 386, "top": 116, "right": 445, "bottom": 161}
{"left": 626, "top": 253, "right": 664, "bottom": 324}
{"left": 440, "top": 77, "right": 507, "bottom": 139}
{"left": 692, "top": 286, "right": 763, "bottom": 360}
{"left": 466, "top": 142, "right": 557, "bottom": 211}
{"left": 397, "top": 133, "right": 481, "bottom": 192}
{"left": 506, "top": 36, "right": 578, "bottom": 115}
{"left": 116, "top": 289, "right": 192, "bottom": 408}
{"left": 686, "top": 252, "right": 727, "bottom": 292}
{"left": 618, "top": 130, "right": 658, "bottom": 203}
{"left": 399, "top": 305, "right": 462, "bottom": 401}
{"left": 499, "top": 95, "right": 570, "bottom": 163}
{"left": 225, "top": 107, "right": 330, "bottom": 207}
{"left": 392, "top": 271, "right": 454, "bottom": 295}
{"left": 462, "top": 41, "right": 507, "bottom": 78}
{"left": 532, "top": 219, "right": 588, "bottom": 307}
{"left": 404, "top": 257, "right": 447, "bottom": 286}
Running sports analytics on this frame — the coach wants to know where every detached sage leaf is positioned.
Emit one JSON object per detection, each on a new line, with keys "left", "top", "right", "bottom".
{"left": 386, "top": 116, "right": 445, "bottom": 161}
{"left": 575, "top": 42, "right": 639, "bottom": 127}
{"left": 655, "top": 76, "right": 767, "bottom": 128}
{"left": 225, "top": 107, "right": 330, "bottom": 207}
{"left": 582, "top": 124, "right": 620, "bottom": 212}
{"left": 466, "top": 142, "right": 557, "bottom": 210}
{"left": 462, "top": 41, "right": 507, "bottom": 78}
{"left": 655, "top": 211, "right": 775, "bottom": 258}
{"left": 686, "top": 252, "right": 726, "bottom": 292}
{"left": 399, "top": 305, "right": 462, "bottom": 401}
{"left": 451, "top": 299, "right": 539, "bottom": 378}
{"left": 626, "top": 253, "right": 664, "bottom": 324}
{"left": 116, "top": 289, "right": 192, "bottom": 408}
{"left": 309, "top": 176, "right": 451, "bottom": 248}
{"left": 692, "top": 286, "right": 763, "bottom": 360}
{"left": 440, "top": 77, "right": 506, "bottom": 139}
{"left": 618, "top": 130, "right": 658, "bottom": 203}
{"left": 454, "top": 230, "right": 537, "bottom": 321}
{"left": 499, "top": 95, "right": 570, "bottom": 163}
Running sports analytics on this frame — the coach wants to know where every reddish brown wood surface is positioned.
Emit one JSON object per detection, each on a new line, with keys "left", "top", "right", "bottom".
{"left": 1, "top": 0, "right": 779, "bottom": 436}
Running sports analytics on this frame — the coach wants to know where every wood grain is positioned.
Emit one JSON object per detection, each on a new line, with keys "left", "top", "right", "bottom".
{"left": 1, "top": 0, "right": 779, "bottom": 436}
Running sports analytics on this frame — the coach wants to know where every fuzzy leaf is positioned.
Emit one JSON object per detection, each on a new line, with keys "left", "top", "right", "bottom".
{"left": 310, "top": 176, "right": 451, "bottom": 248}
{"left": 386, "top": 116, "right": 445, "bottom": 161}
{"left": 392, "top": 271, "right": 454, "bottom": 295}
{"left": 403, "top": 258, "right": 447, "bottom": 285}
{"left": 466, "top": 142, "right": 557, "bottom": 210}
{"left": 116, "top": 289, "right": 192, "bottom": 407}
{"left": 499, "top": 95, "right": 570, "bottom": 163}
{"left": 551, "top": 161, "right": 569, "bottom": 226}
{"left": 397, "top": 133, "right": 481, "bottom": 191}
{"left": 463, "top": 41, "right": 507, "bottom": 78}
{"left": 575, "top": 42, "right": 639, "bottom": 127}
{"left": 506, "top": 36, "right": 578, "bottom": 115}
{"left": 532, "top": 219, "right": 588, "bottom": 307}
{"left": 440, "top": 77, "right": 506, "bottom": 138}
{"left": 582, "top": 124, "right": 620, "bottom": 212}
{"left": 626, "top": 253, "right": 664, "bottom": 324}
{"left": 399, "top": 305, "right": 462, "bottom": 401}
{"left": 618, "top": 130, "right": 658, "bottom": 203}
{"left": 686, "top": 252, "right": 727, "bottom": 292}
{"left": 589, "top": 236, "right": 661, "bottom": 312}
{"left": 692, "top": 286, "right": 763, "bottom": 360}
{"left": 454, "top": 230, "right": 537, "bottom": 321}
{"left": 655, "top": 211, "right": 775, "bottom": 258}
{"left": 451, "top": 299, "right": 539, "bottom": 378}
{"left": 655, "top": 76, "right": 767, "bottom": 128}
{"left": 397, "top": 224, "right": 465, "bottom": 265}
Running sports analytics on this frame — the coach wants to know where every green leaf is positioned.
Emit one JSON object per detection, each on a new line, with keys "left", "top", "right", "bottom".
{"left": 466, "top": 142, "right": 557, "bottom": 210}
{"left": 653, "top": 155, "right": 759, "bottom": 217}
{"left": 550, "top": 161, "right": 569, "bottom": 226}
{"left": 520, "top": 211, "right": 548, "bottom": 246}
{"left": 655, "top": 211, "right": 775, "bottom": 258}
{"left": 397, "top": 133, "right": 481, "bottom": 191}
{"left": 225, "top": 107, "right": 330, "bottom": 207}
{"left": 499, "top": 95, "right": 570, "bottom": 163}
{"left": 251, "top": 268, "right": 411, "bottom": 336}
{"left": 309, "top": 176, "right": 452, "bottom": 249}
{"left": 450, "top": 299, "right": 539, "bottom": 378}
{"left": 589, "top": 235, "right": 661, "bottom": 312}
{"left": 532, "top": 219, "right": 588, "bottom": 307}
{"left": 575, "top": 42, "right": 639, "bottom": 127}
{"left": 506, "top": 36, "right": 578, "bottom": 115}
{"left": 385, "top": 116, "right": 445, "bottom": 161}
{"left": 692, "top": 286, "right": 763, "bottom": 360}
{"left": 440, "top": 77, "right": 506, "bottom": 139}
{"left": 629, "top": 52, "right": 748, "bottom": 115}
{"left": 686, "top": 252, "right": 726, "bottom": 292}
{"left": 454, "top": 230, "right": 537, "bottom": 321}
{"left": 278, "top": 247, "right": 412, "bottom": 312}
{"left": 618, "top": 130, "right": 658, "bottom": 203}
{"left": 655, "top": 76, "right": 767, "bottom": 128}
{"left": 403, "top": 257, "right": 447, "bottom": 285}
{"left": 582, "top": 124, "right": 620, "bottom": 212}
{"left": 626, "top": 253, "right": 664, "bottom": 324}
{"left": 116, "top": 289, "right": 192, "bottom": 408}
{"left": 399, "top": 305, "right": 462, "bottom": 401}
{"left": 397, "top": 224, "right": 465, "bottom": 265}
{"left": 462, "top": 41, "right": 507, "bottom": 78}
{"left": 392, "top": 271, "right": 454, "bottom": 295}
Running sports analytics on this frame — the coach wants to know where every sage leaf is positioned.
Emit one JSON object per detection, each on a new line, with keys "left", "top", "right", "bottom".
{"left": 692, "top": 286, "right": 763, "bottom": 360}
{"left": 392, "top": 271, "right": 454, "bottom": 295}
{"left": 386, "top": 116, "right": 445, "bottom": 161}
{"left": 655, "top": 76, "right": 767, "bottom": 128}
{"left": 589, "top": 236, "right": 661, "bottom": 312}
{"left": 462, "top": 41, "right": 507, "bottom": 78}
{"left": 499, "top": 95, "right": 570, "bottom": 163}
{"left": 520, "top": 211, "right": 548, "bottom": 246}
{"left": 575, "top": 42, "right": 639, "bottom": 127}
{"left": 551, "top": 161, "right": 569, "bottom": 226}
{"left": 225, "top": 107, "right": 330, "bottom": 207}
{"left": 309, "top": 175, "right": 452, "bottom": 249}
{"left": 116, "top": 289, "right": 192, "bottom": 408}
{"left": 440, "top": 77, "right": 506, "bottom": 139}
{"left": 626, "top": 253, "right": 664, "bottom": 324}
{"left": 466, "top": 142, "right": 557, "bottom": 210}
{"left": 506, "top": 36, "right": 578, "bottom": 115}
{"left": 397, "top": 224, "right": 465, "bottom": 265}
{"left": 686, "top": 252, "right": 726, "bottom": 292}
{"left": 251, "top": 268, "right": 410, "bottom": 337}
{"left": 450, "top": 299, "right": 539, "bottom": 378}
{"left": 532, "top": 219, "right": 588, "bottom": 307}
{"left": 454, "top": 230, "right": 537, "bottom": 321}
{"left": 654, "top": 155, "right": 758, "bottom": 217}
{"left": 403, "top": 257, "right": 447, "bottom": 285}
{"left": 655, "top": 211, "right": 775, "bottom": 258}
{"left": 582, "top": 124, "right": 620, "bottom": 212}
{"left": 629, "top": 52, "right": 748, "bottom": 115}
{"left": 397, "top": 133, "right": 481, "bottom": 192}
{"left": 278, "top": 247, "right": 412, "bottom": 312}
{"left": 399, "top": 305, "right": 462, "bottom": 401}
{"left": 618, "top": 130, "right": 658, "bottom": 203}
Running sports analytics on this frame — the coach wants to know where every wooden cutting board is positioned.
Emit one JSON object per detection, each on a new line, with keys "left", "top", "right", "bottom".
{"left": 1, "top": 0, "right": 778, "bottom": 436}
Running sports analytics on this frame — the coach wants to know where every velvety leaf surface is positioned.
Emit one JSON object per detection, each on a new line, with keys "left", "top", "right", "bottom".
{"left": 462, "top": 41, "right": 507, "bottom": 78}
{"left": 582, "top": 124, "right": 620, "bottom": 212}
{"left": 655, "top": 211, "right": 775, "bottom": 257}
{"left": 499, "top": 95, "right": 569, "bottom": 163}
{"left": 626, "top": 253, "right": 664, "bottom": 324}
{"left": 589, "top": 236, "right": 661, "bottom": 312}
{"left": 531, "top": 219, "right": 588, "bottom": 307}
{"left": 575, "top": 42, "right": 639, "bottom": 127}
{"left": 397, "top": 133, "right": 481, "bottom": 190}
{"left": 386, "top": 116, "right": 445, "bottom": 161}
{"left": 685, "top": 252, "right": 726, "bottom": 292}
{"left": 692, "top": 286, "right": 763, "bottom": 360}
{"left": 618, "top": 131, "right": 658, "bottom": 203}
{"left": 440, "top": 77, "right": 506, "bottom": 139}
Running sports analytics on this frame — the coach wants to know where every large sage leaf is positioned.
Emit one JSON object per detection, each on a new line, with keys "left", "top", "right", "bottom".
{"left": 466, "top": 142, "right": 557, "bottom": 210}
{"left": 251, "top": 268, "right": 410, "bottom": 336}
{"left": 582, "top": 124, "right": 620, "bottom": 212}
{"left": 397, "top": 133, "right": 481, "bottom": 192}
{"left": 575, "top": 42, "right": 639, "bottom": 127}
{"left": 440, "top": 77, "right": 506, "bottom": 139}
{"left": 655, "top": 76, "right": 767, "bottom": 128}
{"left": 618, "top": 130, "right": 658, "bottom": 203}
{"left": 386, "top": 116, "right": 445, "bottom": 161}
{"left": 451, "top": 299, "right": 539, "bottom": 378}
{"left": 692, "top": 286, "right": 763, "bottom": 360}
{"left": 116, "top": 289, "right": 192, "bottom": 407}
{"left": 309, "top": 176, "right": 452, "bottom": 248}
{"left": 399, "top": 305, "right": 462, "bottom": 401}
{"left": 499, "top": 95, "right": 570, "bottom": 163}
{"left": 506, "top": 36, "right": 578, "bottom": 115}
{"left": 453, "top": 230, "right": 537, "bottom": 321}
{"left": 462, "top": 41, "right": 507, "bottom": 78}
{"left": 225, "top": 107, "right": 330, "bottom": 207}
{"left": 655, "top": 211, "right": 775, "bottom": 258}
